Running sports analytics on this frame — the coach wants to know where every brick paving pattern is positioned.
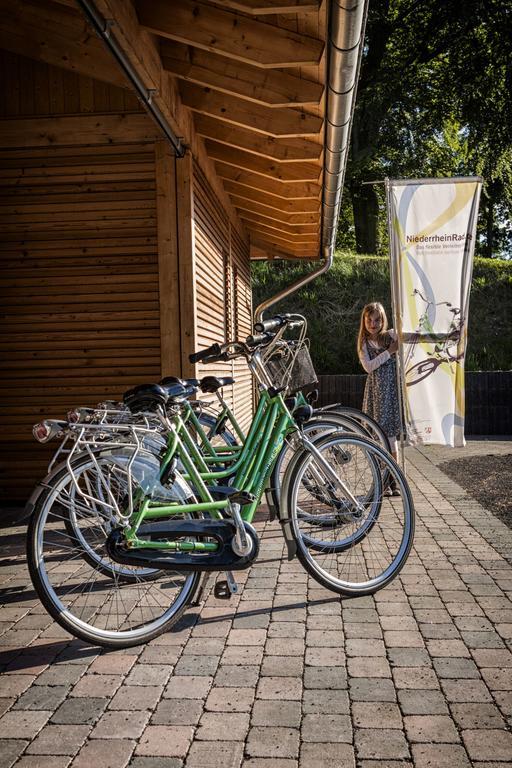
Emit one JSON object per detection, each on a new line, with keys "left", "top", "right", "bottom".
{"left": 0, "top": 439, "right": 511, "bottom": 767}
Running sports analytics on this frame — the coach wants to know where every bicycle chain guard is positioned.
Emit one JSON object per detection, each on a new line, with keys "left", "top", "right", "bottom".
{"left": 106, "top": 519, "right": 259, "bottom": 572}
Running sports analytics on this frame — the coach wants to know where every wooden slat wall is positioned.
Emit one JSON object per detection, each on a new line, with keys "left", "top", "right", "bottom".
{"left": 192, "top": 161, "right": 253, "bottom": 430}
{"left": 0, "top": 50, "right": 141, "bottom": 116}
{"left": 0, "top": 142, "right": 160, "bottom": 501}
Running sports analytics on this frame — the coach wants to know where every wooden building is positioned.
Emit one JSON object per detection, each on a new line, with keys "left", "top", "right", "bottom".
{"left": 0, "top": 0, "right": 365, "bottom": 503}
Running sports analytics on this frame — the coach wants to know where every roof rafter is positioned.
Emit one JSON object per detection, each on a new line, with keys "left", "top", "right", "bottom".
{"left": 215, "top": 162, "right": 321, "bottom": 199}
{"left": 193, "top": 114, "right": 322, "bottom": 162}
{"left": 160, "top": 42, "right": 323, "bottom": 108}
{"left": 180, "top": 83, "right": 323, "bottom": 138}
{"left": 204, "top": 140, "right": 321, "bottom": 182}
{"left": 135, "top": 0, "right": 324, "bottom": 69}
{"left": 208, "top": 0, "right": 321, "bottom": 15}
{"left": 222, "top": 179, "right": 321, "bottom": 212}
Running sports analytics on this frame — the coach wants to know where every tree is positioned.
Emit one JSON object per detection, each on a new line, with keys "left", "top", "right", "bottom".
{"left": 342, "top": 0, "right": 512, "bottom": 258}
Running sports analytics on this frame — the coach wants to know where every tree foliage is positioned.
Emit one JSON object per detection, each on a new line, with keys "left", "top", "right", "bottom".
{"left": 342, "top": 0, "right": 512, "bottom": 258}
{"left": 252, "top": 252, "right": 512, "bottom": 373}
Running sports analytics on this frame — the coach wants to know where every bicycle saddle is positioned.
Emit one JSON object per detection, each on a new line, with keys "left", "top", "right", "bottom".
{"left": 160, "top": 376, "right": 201, "bottom": 388}
{"left": 123, "top": 383, "right": 169, "bottom": 414}
{"left": 200, "top": 376, "right": 235, "bottom": 393}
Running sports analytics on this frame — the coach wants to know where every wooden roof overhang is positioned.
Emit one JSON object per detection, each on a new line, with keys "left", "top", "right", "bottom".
{"left": 0, "top": 0, "right": 362, "bottom": 261}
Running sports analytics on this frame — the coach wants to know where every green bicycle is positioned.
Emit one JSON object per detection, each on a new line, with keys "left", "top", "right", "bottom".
{"left": 27, "top": 318, "right": 415, "bottom": 648}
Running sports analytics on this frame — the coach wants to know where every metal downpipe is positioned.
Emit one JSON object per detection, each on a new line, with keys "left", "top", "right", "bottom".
{"left": 254, "top": 0, "right": 368, "bottom": 324}
{"left": 76, "top": 0, "right": 185, "bottom": 157}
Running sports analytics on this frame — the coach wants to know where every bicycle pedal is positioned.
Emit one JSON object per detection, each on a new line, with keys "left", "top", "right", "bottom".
{"left": 214, "top": 580, "right": 234, "bottom": 600}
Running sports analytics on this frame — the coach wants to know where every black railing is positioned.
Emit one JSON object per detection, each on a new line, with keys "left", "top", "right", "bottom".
{"left": 317, "top": 371, "right": 512, "bottom": 435}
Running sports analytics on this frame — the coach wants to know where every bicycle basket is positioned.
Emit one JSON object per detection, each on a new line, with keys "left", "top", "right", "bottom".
{"left": 266, "top": 342, "right": 318, "bottom": 395}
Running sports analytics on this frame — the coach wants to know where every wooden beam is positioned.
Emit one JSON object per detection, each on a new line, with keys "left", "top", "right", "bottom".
{"left": 0, "top": 114, "right": 159, "bottom": 149}
{"left": 155, "top": 141, "right": 181, "bottom": 377}
{"left": 176, "top": 151, "right": 197, "bottom": 378}
{"left": 209, "top": 0, "right": 320, "bottom": 15}
{"left": 136, "top": 0, "right": 324, "bottom": 69}
{"left": 204, "top": 140, "right": 321, "bottom": 183}
{"left": 160, "top": 42, "right": 323, "bottom": 108}
{"left": 92, "top": 0, "right": 247, "bottom": 240}
{"left": 222, "top": 179, "right": 321, "bottom": 213}
{"left": 229, "top": 195, "right": 319, "bottom": 224}
{"left": 194, "top": 114, "right": 321, "bottom": 162}
{"left": 242, "top": 220, "right": 319, "bottom": 244}
{"left": 0, "top": 0, "right": 128, "bottom": 89}
{"left": 237, "top": 211, "right": 319, "bottom": 235}
{"left": 180, "top": 83, "right": 323, "bottom": 138}
{"left": 215, "top": 162, "right": 321, "bottom": 199}
{"left": 250, "top": 241, "right": 318, "bottom": 260}
{"left": 250, "top": 237, "right": 318, "bottom": 258}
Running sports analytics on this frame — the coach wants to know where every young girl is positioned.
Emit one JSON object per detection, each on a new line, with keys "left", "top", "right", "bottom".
{"left": 357, "top": 302, "right": 401, "bottom": 495}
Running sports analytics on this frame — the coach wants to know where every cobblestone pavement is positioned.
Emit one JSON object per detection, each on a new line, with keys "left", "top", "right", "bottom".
{"left": 1, "top": 439, "right": 511, "bottom": 768}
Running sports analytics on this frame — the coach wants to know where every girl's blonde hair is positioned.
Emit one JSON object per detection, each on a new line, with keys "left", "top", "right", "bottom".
{"left": 357, "top": 302, "right": 389, "bottom": 352}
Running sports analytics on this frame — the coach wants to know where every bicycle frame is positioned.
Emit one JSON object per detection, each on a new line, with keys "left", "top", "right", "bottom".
{"left": 122, "top": 389, "right": 297, "bottom": 551}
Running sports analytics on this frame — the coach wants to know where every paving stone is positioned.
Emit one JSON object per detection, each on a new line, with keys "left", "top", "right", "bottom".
{"left": 387, "top": 648, "right": 431, "bottom": 667}
{"left": 71, "top": 738, "right": 135, "bottom": 768}
{"left": 343, "top": 622, "right": 383, "bottom": 639}
{"left": 306, "top": 630, "right": 343, "bottom": 647}
{"left": 246, "top": 726, "right": 299, "bottom": 759}
{"left": 265, "top": 638, "right": 304, "bottom": 656}
{"left": 33, "top": 665, "right": 87, "bottom": 687}
{"left": 397, "top": 689, "right": 449, "bottom": 715}
{"left": 51, "top": 696, "right": 107, "bottom": 725}
{"left": 196, "top": 711, "right": 250, "bottom": 740}
{"left": 88, "top": 654, "right": 138, "bottom": 675}
{"left": 220, "top": 645, "right": 263, "bottom": 665}
{"left": 251, "top": 699, "right": 301, "bottom": 727}
{"left": 0, "top": 708, "right": 50, "bottom": 739}
{"left": 480, "top": 666, "right": 512, "bottom": 690}
{"left": 403, "top": 714, "right": 460, "bottom": 743}
{"left": 163, "top": 675, "right": 212, "bottom": 699}
{"left": 461, "top": 728, "right": 512, "bottom": 761}
{"left": 13, "top": 684, "right": 69, "bottom": 711}
{"left": 450, "top": 702, "right": 506, "bottom": 729}
{"left": 129, "top": 759, "right": 182, "bottom": 768}
{"left": 440, "top": 678, "right": 493, "bottom": 703}
{"left": 242, "top": 760, "right": 296, "bottom": 768}
{"left": 349, "top": 678, "right": 396, "bottom": 702}
{"left": 303, "top": 666, "right": 347, "bottom": 690}
{"left": 426, "top": 639, "right": 470, "bottom": 657}
{"left": 256, "top": 676, "right": 302, "bottom": 701}
{"left": 299, "top": 742, "right": 355, "bottom": 768}
{"left": 392, "top": 667, "right": 440, "bottom": 690}
{"left": 260, "top": 655, "right": 303, "bottom": 677}
{"left": 25, "top": 724, "right": 90, "bottom": 756}
{"left": 109, "top": 685, "right": 163, "bottom": 711}
{"left": 14, "top": 757, "right": 71, "bottom": 768}
{"left": 432, "top": 657, "right": 480, "bottom": 678}
{"left": 135, "top": 726, "right": 194, "bottom": 758}
{"left": 214, "top": 665, "right": 260, "bottom": 688}
{"left": 354, "top": 728, "right": 410, "bottom": 760}
{"left": 347, "top": 656, "right": 391, "bottom": 678}
{"left": 125, "top": 664, "right": 174, "bottom": 686}
{"left": 71, "top": 674, "right": 122, "bottom": 698}
{"left": 91, "top": 709, "right": 150, "bottom": 739}
{"left": 384, "top": 631, "right": 425, "bottom": 648}
{"left": 0, "top": 674, "right": 35, "bottom": 697}
{"left": 345, "top": 639, "right": 385, "bottom": 656}
{"left": 267, "top": 622, "right": 305, "bottom": 639}
{"left": 0, "top": 740, "right": 29, "bottom": 768}
{"left": 301, "top": 713, "right": 352, "bottom": 743}
{"left": 411, "top": 743, "right": 471, "bottom": 768}
{"left": 185, "top": 741, "right": 244, "bottom": 768}
{"left": 352, "top": 702, "right": 403, "bottom": 729}
{"left": 302, "top": 689, "right": 349, "bottom": 715}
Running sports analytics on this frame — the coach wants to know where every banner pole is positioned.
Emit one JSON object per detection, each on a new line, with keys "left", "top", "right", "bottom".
{"left": 385, "top": 178, "right": 407, "bottom": 474}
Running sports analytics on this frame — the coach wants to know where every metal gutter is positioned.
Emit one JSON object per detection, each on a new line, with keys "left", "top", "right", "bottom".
{"left": 76, "top": 0, "right": 185, "bottom": 158}
{"left": 254, "top": 0, "right": 368, "bottom": 323}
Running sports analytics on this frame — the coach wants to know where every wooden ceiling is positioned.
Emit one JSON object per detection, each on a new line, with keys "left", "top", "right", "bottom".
{"left": 0, "top": 0, "right": 327, "bottom": 259}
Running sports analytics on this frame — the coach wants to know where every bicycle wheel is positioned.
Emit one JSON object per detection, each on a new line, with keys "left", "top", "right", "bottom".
{"left": 270, "top": 414, "right": 370, "bottom": 515}
{"left": 318, "top": 404, "right": 391, "bottom": 453}
{"left": 283, "top": 433, "right": 414, "bottom": 596}
{"left": 27, "top": 451, "right": 201, "bottom": 648}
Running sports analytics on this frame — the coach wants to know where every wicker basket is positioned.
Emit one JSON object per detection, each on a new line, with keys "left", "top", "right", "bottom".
{"left": 266, "top": 343, "right": 318, "bottom": 395}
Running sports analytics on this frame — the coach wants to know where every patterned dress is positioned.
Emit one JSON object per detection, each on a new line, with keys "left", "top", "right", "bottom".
{"left": 361, "top": 335, "right": 401, "bottom": 439}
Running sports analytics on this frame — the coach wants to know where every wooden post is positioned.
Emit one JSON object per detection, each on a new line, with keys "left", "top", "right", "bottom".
{"left": 176, "top": 150, "right": 197, "bottom": 378}
{"left": 155, "top": 140, "right": 181, "bottom": 378}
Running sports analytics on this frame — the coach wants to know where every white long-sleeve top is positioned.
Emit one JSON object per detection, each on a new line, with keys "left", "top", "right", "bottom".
{"left": 359, "top": 329, "right": 397, "bottom": 374}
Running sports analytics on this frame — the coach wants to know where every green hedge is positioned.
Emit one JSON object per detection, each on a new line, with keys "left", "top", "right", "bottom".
{"left": 251, "top": 252, "right": 512, "bottom": 374}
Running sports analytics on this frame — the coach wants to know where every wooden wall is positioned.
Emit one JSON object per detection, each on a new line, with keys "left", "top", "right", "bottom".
{"left": 0, "top": 51, "right": 253, "bottom": 504}
{"left": 193, "top": 162, "right": 253, "bottom": 430}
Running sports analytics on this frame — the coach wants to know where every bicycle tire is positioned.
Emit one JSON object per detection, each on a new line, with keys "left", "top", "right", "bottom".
{"left": 27, "top": 451, "right": 201, "bottom": 648}
{"left": 283, "top": 432, "right": 415, "bottom": 596}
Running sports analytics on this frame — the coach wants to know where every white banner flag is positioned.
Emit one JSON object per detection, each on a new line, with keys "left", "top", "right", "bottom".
{"left": 387, "top": 177, "right": 482, "bottom": 447}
